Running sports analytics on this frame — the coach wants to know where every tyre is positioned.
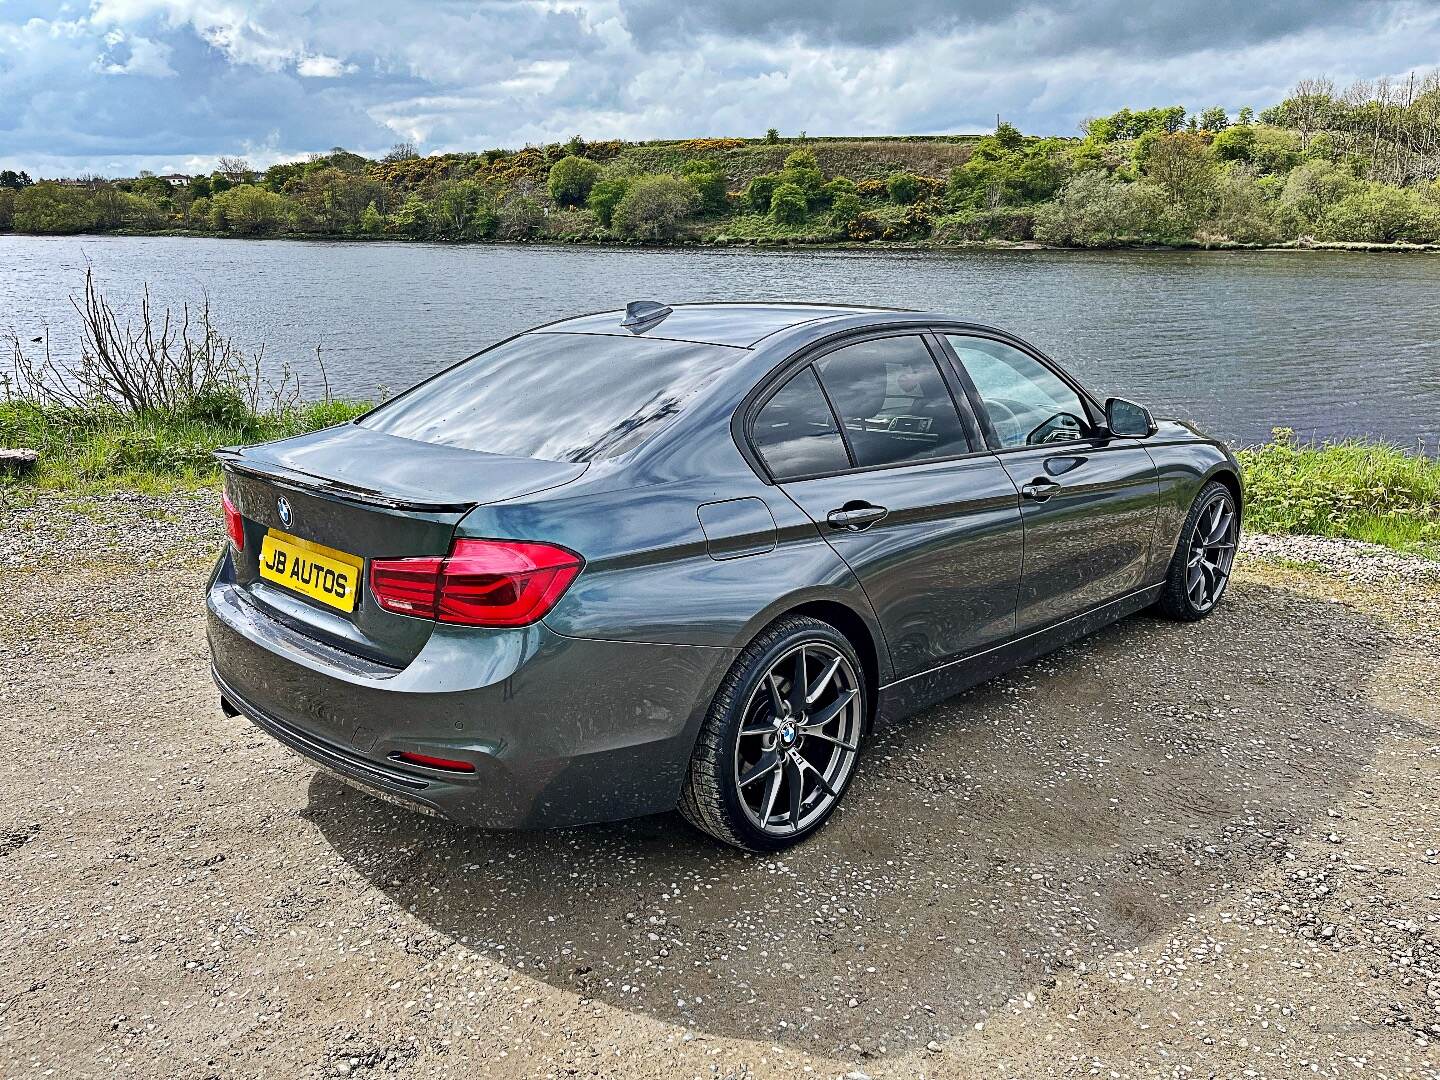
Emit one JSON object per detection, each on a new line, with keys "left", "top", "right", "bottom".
{"left": 1155, "top": 479, "right": 1240, "bottom": 621}
{"left": 679, "top": 615, "right": 866, "bottom": 852}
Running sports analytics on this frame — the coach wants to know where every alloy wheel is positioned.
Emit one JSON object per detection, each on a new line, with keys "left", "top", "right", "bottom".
{"left": 1186, "top": 491, "right": 1238, "bottom": 612}
{"left": 732, "top": 641, "right": 862, "bottom": 835}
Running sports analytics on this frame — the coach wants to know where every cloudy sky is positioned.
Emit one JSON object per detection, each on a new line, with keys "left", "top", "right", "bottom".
{"left": 3, "top": 0, "right": 1439, "bottom": 177}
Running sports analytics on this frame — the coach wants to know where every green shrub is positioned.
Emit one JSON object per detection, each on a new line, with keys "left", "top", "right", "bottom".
{"left": 209, "top": 185, "right": 288, "bottom": 236}
{"left": 744, "top": 173, "right": 781, "bottom": 212}
{"left": 782, "top": 148, "right": 819, "bottom": 173}
{"left": 121, "top": 193, "right": 166, "bottom": 230}
{"left": 1210, "top": 125, "right": 1256, "bottom": 163}
{"left": 680, "top": 159, "right": 728, "bottom": 212}
{"left": 768, "top": 182, "right": 809, "bottom": 225}
{"left": 430, "top": 179, "right": 497, "bottom": 240}
{"left": 586, "top": 176, "right": 631, "bottom": 228}
{"left": 180, "top": 386, "right": 260, "bottom": 430}
{"left": 13, "top": 182, "right": 96, "bottom": 234}
{"left": 765, "top": 128, "right": 780, "bottom": 143}
{"left": 1204, "top": 166, "right": 1281, "bottom": 244}
{"left": 1084, "top": 105, "right": 1187, "bottom": 143}
{"left": 946, "top": 138, "right": 1069, "bottom": 209}
{"left": 611, "top": 175, "right": 698, "bottom": 240}
{"left": 390, "top": 195, "right": 430, "bottom": 237}
{"left": 778, "top": 150, "right": 825, "bottom": 204}
{"left": 1274, "top": 159, "right": 1359, "bottom": 233}
{"left": 1320, "top": 183, "right": 1440, "bottom": 244}
{"left": 358, "top": 201, "right": 384, "bottom": 235}
{"left": 497, "top": 192, "right": 542, "bottom": 239}
{"left": 886, "top": 171, "right": 921, "bottom": 204}
{"left": 1248, "top": 126, "right": 1303, "bottom": 174}
{"left": 547, "top": 155, "right": 602, "bottom": 207}
{"left": 1033, "top": 172, "right": 1185, "bottom": 247}
{"left": 829, "top": 191, "right": 862, "bottom": 227}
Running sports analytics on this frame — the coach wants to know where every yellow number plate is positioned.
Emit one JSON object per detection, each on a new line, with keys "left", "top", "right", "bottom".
{"left": 259, "top": 529, "right": 364, "bottom": 613}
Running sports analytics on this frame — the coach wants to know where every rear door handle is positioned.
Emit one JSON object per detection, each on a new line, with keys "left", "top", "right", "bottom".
{"left": 826, "top": 503, "right": 888, "bottom": 531}
{"left": 1020, "top": 478, "right": 1060, "bottom": 502}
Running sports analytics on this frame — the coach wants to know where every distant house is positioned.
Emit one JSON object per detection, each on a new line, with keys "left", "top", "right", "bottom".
{"left": 158, "top": 174, "right": 191, "bottom": 187}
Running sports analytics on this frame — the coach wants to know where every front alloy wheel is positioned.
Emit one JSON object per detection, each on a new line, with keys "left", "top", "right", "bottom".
{"left": 680, "top": 616, "right": 867, "bottom": 851}
{"left": 1157, "top": 479, "right": 1240, "bottom": 620}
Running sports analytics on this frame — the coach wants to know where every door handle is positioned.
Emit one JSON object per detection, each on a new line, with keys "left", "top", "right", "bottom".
{"left": 1020, "top": 478, "right": 1060, "bottom": 502}
{"left": 826, "top": 503, "right": 888, "bottom": 531}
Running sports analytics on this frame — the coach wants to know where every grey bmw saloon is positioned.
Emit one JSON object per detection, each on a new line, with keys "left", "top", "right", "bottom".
{"left": 208, "top": 302, "right": 1242, "bottom": 851}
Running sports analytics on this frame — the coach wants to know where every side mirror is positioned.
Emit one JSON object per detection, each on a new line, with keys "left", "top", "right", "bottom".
{"left": 1105, "top": 397, "right": 1156, "bottom": 438}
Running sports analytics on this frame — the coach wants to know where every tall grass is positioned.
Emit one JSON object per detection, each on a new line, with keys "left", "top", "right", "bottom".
{"left": 2, "top": 272, "right": 370, "bottom": 494}
{"left": 1237, "top": 428, "right": 1440, "bottom": 557}
{"left": 0, "top": 398, "right": 369, "bottom": 493}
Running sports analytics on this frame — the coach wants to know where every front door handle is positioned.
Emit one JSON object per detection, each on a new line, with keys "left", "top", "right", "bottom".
{"left": 1020, "top": 478, "right": 1061, "bottom": 502}
{"left": 827, "top": 503, "right": 888, "bottom": 531}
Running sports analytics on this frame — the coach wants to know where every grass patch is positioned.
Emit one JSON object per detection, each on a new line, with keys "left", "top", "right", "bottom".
{"left": 0, "top": 398, "right": 370, "bottom": 495}
{"left": 2, "top": 270, "right": 371, "bottom": 497}
{"left": 1237, "top": 429, "right": 1440, "bottom": 557}
{"left": 712, "top": 212, "right": 844, "bottom": 244}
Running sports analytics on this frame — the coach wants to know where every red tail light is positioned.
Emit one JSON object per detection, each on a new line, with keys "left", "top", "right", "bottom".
{"left": 369, "top": 539, "right": 583, "bottom": 627}
{"left": 222, "top": 490, "right": 245, "bottom": 551}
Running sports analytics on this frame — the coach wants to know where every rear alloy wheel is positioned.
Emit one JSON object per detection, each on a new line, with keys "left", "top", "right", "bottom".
{"left": 1156, "top": 480, "right": 1240, "bottom": 620}
{"left": 680, "top": 616, "right": 866, "bottom": 852}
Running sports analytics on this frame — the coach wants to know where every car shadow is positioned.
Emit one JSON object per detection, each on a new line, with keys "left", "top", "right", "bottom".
{"left": 306, "top": 581, "right": 1402, "bottom": 1054}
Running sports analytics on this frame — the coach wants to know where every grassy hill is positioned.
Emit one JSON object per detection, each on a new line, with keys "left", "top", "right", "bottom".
{"left": 4, "top": 79, "right": 1440, "bottom": 249}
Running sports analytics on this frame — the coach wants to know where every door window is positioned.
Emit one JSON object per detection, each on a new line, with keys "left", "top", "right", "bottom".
{"left": 946, "top": 336, "right": 1090, "bottom": 448}
{"left": 814, "top": 337, "right": 972, "bottom": 468}
{"left": 751, "top": 366, "right": 851, "bottom": 480}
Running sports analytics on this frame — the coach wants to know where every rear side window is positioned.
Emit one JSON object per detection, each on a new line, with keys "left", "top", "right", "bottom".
{"left": 751, "top": 367, "right": 851, "bottom": 480}
{"left": 814, "top": 336, "right": 972, "bottom": 468}
{"left": 360, "top": 333, "right": 737, "bottom": 463}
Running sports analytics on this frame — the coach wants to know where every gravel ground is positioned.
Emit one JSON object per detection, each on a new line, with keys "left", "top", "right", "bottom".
{"left": 1, "top": 491, "right": 1437, "bottom": 1080}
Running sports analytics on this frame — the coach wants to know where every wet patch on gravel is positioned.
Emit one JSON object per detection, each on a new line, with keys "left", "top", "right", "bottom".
{"left": 1, "top": 492, "right": 1436, "bottom": 1079}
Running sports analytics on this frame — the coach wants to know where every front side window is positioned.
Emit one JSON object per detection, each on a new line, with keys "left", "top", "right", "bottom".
{"left": 946, "top": 335, "right": 1090, "bottom": 448}
{"left": 813, "top": 336, "right": 972, "bottom": 468}
{"left": 751, "top": 367, "right": 851, "bottom": 480}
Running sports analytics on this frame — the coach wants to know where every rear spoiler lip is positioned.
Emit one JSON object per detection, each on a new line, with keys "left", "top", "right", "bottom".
{"left": 214, "top": 448, "right": 478, "bottom": 515}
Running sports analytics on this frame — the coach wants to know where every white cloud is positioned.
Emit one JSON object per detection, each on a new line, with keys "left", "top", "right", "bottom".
{"left": 3, "top": 0, "right": 1440, "bottom": 177}
{"left": 95, "top": 31, "right": 176, "bottom": 76}
{"left": 296, "top": 53, "right": 351, "bottom": 78}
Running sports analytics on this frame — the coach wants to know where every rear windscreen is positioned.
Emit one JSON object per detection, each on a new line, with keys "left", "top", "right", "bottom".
{"left": 359, "top": 333, "right": 737, "bottom": 462}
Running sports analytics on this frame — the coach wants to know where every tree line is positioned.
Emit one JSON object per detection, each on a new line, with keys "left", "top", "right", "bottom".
{"left": 4, "top": 74, "right": 1440, "bottom": 248}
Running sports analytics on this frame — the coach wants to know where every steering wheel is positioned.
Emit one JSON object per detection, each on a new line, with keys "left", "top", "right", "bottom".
{"left": 1026, "top": 411, "right": 1086, "bottom": 446}
{"left": 984, "top": 397, "right": 1026, "bottom": 446}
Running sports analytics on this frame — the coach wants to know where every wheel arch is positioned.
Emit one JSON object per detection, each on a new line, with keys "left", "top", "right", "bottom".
{"left": 1205, "top": 464, "right": 1244, "bottom": 517}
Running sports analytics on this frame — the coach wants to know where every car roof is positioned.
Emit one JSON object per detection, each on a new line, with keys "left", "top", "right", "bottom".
{"left": 531, "top": 302, "right": 911, "bottom": 349}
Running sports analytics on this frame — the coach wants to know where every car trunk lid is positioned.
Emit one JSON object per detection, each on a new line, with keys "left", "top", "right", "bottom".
{"left": 218, "top": 424, "right": 587, "bottom": 668}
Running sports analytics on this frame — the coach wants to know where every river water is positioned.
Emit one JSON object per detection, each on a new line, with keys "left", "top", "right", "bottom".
{"left": 3, "top": 234, "right": 1437, "bottom": 448}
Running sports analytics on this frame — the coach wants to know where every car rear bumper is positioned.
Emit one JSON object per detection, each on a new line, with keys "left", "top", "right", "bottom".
{"left": 206, "top": 559, "right": 734, "bottom": 829}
